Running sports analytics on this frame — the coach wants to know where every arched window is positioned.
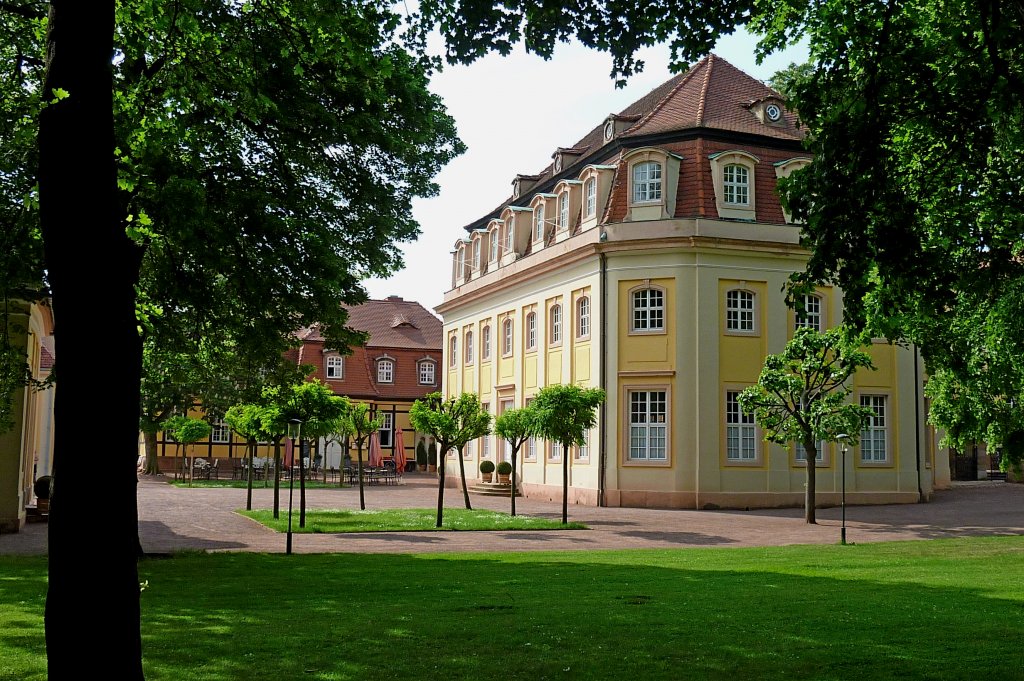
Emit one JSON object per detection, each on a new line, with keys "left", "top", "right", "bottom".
{"left": 325, "top": 355, "right": 344, "bottom": 379}
{"left": 795, "top": 294, "right": 823, "bottom": 332}
{"left": 465, "top": 330, "right": 474, "bottom": 364}
{"left": 377, "top": 359, "right": 394, "bottom": 383}
{"left": 449, "top": 336, "right": 457, "bottom": 367}
{"left": 558, "top": 191, "right": 569, "bottom": 229}
{"left": 631, "top": 286, "right": 665, "bottom": 332}
{"left": 503, "top": 219, "right": 513, "bottom": 252}
{"left": 534, "top": 204, "right": 545, "bottom": 241}
{"left": 632, "top": 161, "right": 662, "bottom": 203}
{"left": 585, "top": 178, "right": 597, "bottom": 217}
{"left": 526, "top": 312, "right": 537, "bottom": 350}
{"left": 482, "top": 325, "right": 491, "bottom": 360}
{"left": 550, "top": 305, "right": 562, "bottom": 344}
{"left": 723, "top": 164, "right": 749, "bottom": 205}
{"left": 489, "top": 228, "right": 499, "bottom": 261}
{"left": 472, "top": 239, "right": 481, "bottom": 270}
{"left": 725, "top": 290, "right": 755, "bottom": 332}
{"left": 576, "top": 297, "right": 591, "bottom": 338}
{"left": 502, "top": 318, "right": 514, "bottom": 356}
{"left": 418, "top": 360, "right": 436, "bottom": 385}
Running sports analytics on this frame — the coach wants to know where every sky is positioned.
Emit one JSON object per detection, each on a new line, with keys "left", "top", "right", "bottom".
{"left": 363, "top": 30, "right": 809, "bottom": 314}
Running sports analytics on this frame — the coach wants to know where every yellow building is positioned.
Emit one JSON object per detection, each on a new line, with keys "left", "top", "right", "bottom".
{"left": 436, "top": 55, "right": 951, "bottom": 510}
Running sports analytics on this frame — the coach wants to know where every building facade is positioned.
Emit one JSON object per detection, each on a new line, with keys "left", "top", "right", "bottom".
{"left": 437, "top": 54, "right": 951, "bottom": 510}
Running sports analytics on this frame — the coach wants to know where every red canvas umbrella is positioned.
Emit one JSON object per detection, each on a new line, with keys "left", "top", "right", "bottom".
{"left": 393, "top": 428, "right": 406, "bottom": 474}
{"left": 368, "top": 431, "right": 383, "bottom": 468}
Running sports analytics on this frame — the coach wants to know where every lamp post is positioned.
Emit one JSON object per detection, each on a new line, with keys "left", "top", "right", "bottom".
{"left": 286, "top": 418, "right": 302, "bottom": 555}
{"left": 837, "top": 433, "right": 849, "bottom": 545}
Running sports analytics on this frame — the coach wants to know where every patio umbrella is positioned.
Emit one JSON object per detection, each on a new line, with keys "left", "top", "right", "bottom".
{"left": 368, "top": 432, "right": 383, "bottom": 468}
{"left": 393, "top": 428, "right": 406, "bottom": 473}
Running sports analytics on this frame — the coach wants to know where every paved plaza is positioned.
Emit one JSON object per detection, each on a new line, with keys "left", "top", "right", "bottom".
{"left": 2, "top": 474, "right": 1022, "bottom": 556}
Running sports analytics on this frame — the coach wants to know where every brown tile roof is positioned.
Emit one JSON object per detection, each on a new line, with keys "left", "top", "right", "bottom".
{"left": 301, "top": 297, "right": 442, "bottom": 351}
{"left": 623, "top": 54, "right": 803, "bottom": 141}
{"left": 463, "top": 54, "right": 802, "bottom": 232}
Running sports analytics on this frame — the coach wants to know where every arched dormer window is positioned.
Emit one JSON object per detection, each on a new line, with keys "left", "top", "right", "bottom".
{"left": 625, "top": 149, "right": 681, "bottom": 221}
{"left": 472, "top": 238, "right": 482, "bottom": 272}
{"left": 578, "top": 164, "right": 616, "bottom": 230}
{"left": 709, "top": 150, "right": 759, "bottom": 221}
{"left": 376, "top": 357, "right": 394, "bottom": 383}
{"left": 557, "top": 191, "right": 569, "bottom": 230}
{"left": 325, "top": 354, "right": 344, "bottom": 379}
{"left": 774, "top": 157, "right": 812, "bottom": 224}
{"left": 489, "top": 226, "right": 500, "bottom": 261}
{"left": 584, "top": 178, "right": 597, "bottom": 218}
{"left": 533, "top": 203, "right": 545, "bottom": 242}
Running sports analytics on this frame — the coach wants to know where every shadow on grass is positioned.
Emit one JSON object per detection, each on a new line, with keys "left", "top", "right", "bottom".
{"left": 4, "top": 538, "right": 1024, "bottom": 680}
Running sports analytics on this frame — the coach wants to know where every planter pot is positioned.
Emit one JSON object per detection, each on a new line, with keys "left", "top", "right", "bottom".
{"left": 497, "top": 473, "right": 511, "bottom": 484}
{"left": 36, "top": 499, "right": 49, "bottom": 513}
{"left": 481, "top": 472, "right": 493, "bottom": 483}
{"left": 428, "top": 464, "right": 437, "bottom": 473}
{"left": 418, "top": 464, "right": 427, "bottom": 472}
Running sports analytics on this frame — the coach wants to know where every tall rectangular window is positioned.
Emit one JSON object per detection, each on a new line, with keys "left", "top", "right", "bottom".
{"left": 490, "top": 229, "right": 499, "bottom": 261}
{"left": 418, "top": 361, "right": 435, "bottom": 385}
{"left": 473, "top": 239, "right": 481, "bottom": 270}
{"left": 211, "top": 419, "right": 230, "bottom": 444}
{"left": 550, "top": 305, "right": 562, "bottom": 344}
{"left": 558, "top": 191, "right": 569, "bottom": 229}
{"left": 796, "top": 294, "right": 823, "bottom": 331}
{"left": 577, "top": 297, "right": 590, "bottom": 338}
{"left": 585, "top": 178, "right": 597, "bottom": 217}
{"left": 534, "top": 204, "right": 545, "bottom": 241}
{"left": 726, "top": 290, "right": 755, "bottom": 332}
{"left": 482, "top": 326, "right": 491, "bottom": 360}
{"left": 725, "top": 391, "right": 756, "bottom": 460}
{"left": 502, "top": 319, "right": 513, "bottom": 356}
{"left": 860, "top": 395, "right": 888, "bottom": 462}
{"left": 377, "top": 359, "right": 394, "bottom": 383}
{"left": 631, "top": 288, "right": 665, "bottom": 332}
{"left": 628, "top": 390, "right": 667, "bottom": 460}
{"left": 379, "top": 412, "right": 393, "bottom": 448}
{"left": 504, "top": 220, "right": 513, "bottom": 252}
{"left": 723, "top": 164, "right": 749, "bottom": 205}
{"left": 576, "top": 429, "right": 590, "bottom": 460}
{"left": 795, "top": 440, "right": 825, "bottom": 462}
{"left": 526, "top": 312, "right": 536, "bottom": 350}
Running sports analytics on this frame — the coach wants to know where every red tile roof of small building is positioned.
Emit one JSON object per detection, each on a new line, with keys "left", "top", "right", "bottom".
{"left": 301, "top": 297, "right": 442, "bottom": 351}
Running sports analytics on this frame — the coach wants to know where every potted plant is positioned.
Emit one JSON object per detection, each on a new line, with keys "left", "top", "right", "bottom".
{"left": 416, "top": 438, "right": 428, "bottom": 472}
{"left": 496, "top": 460, "right": 512, "bottom": 484}
{"left": 427, "top": 439, "right": 438, "bottom": 473}
{"left": 34, "top": 475, "right": 52, "bottom": 513}
{"left": 479, "top": 459, "right": 495, "bottom": 483}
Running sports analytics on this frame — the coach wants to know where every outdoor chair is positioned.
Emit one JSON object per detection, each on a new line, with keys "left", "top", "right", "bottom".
{"left": 210, "top": 459, "right": 220, "bottom": 479}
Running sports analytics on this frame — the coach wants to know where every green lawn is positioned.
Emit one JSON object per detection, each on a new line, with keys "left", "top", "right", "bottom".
{"left": 2, "top": 537, "right": 1024, "bottom": 680}
{"left": 239, "top": 508, "right": 588, "bottom": 532}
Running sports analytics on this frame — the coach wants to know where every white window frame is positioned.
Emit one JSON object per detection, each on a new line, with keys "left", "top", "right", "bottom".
{"left": 325, "top": 355, "right": 344, "bottom": 379}
{"left": 723, "top": 164, "right": 750, "bottom": 205}
{"left": 725, "top": 289, "right": 756, "bottom": 334}
{"left": 418, "top": 360, "right": 436, "bottom": 385}
{"left": 558, "top": 191, "right": 569, "bottom": 230}
{"left": 378, "top": 412, "right": 393, "bottom": 448}
{"left": 489, "top": 228, "right": 499, "bottom": 261}
{"left": 465, "top": 330, "right": 474, "bottom": 364}
{"left": 534, "top": 204, "right": 545, "bottom": 242}
{"left": 585, "top": 178, "right": 597, "bottom": 217}
{"left": 526, "top": 312, "right": 537, "bottom": 351}
{"left": 630, "top": 286, "right": 665, "bottom": 333}
{"left": 627, "top": 389, "right": 668, "bottom": 462}
{"left": 632, "top": 161, "right": 662, "bottom": 203}
{"left": 575, "top": 428, "right": 590, "bottom": 460}
{"left": 482, "top": 325, "right": 491, "bottom": 360}
{"left": 860, "top": 395, "right": 889, "bottom": 464}
{"left": 576, "top": 296, "right": 591, "bottom": 339}
{"left": 503, "top": 219, "right": 513, "bottom": 253}
{"left": 725, "top": 391, "right": 757, "bottom": 462}
{"left": 795, "top": 439, "right": 826, "bottom": 464}
{"left": 211, "top": 419, "right": 230, "bottom": 444}
{"left": 449, "top": 335, "right": 457, "bottom": 367}
{"left": 796, "top": 294, "right": 823, "bottom": 332}
{"left": 376, "top": 359, "right": 394, "bottom": 384}
{"left": 502, "top": 318, "right": 513, "bottom": 357}
{"left": 472, "top": 239, "right": 481, "bottom": 271}
{"left": 550, "top": 304, "right": 562, "bottom": 345}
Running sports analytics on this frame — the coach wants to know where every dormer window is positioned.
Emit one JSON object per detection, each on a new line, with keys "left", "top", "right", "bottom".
{"left": 376, "top": 358, "right": 394, "bottom": 383}
{"left": 709, "top": 150, "right": 759, "bottom": 221}
{"left": 472, "top": 239, "right": 481, "bottom": 271}
{"left": 632, "top": 161, "right": 662, "bottom": 203}
{"left": 585, "top": 178, "right": 597, "bottom": 217}
{"left": 723, "top": 165, "right": 749, "bottom": 205}
{"left": 503, "top": 219, "right": 513, "bottom": 253}
{"left": 558, "top": 191, "right": 569, "bottom": 230}
{"left": 489, "top": 226, "right": 500, "bottom": 261}
{"left": 534, "top": 204, "right": 545, "bottom": 242}
{"left": 325, "top": 355, "right": 344, "bottom": 379}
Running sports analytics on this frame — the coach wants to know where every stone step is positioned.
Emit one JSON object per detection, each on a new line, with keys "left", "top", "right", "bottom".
{"left": 468, "top": 483, "right": 522, "bottom": 497}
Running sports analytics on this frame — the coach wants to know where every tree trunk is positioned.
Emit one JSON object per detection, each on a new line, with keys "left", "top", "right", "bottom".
{"left": 273, "top": 440, "right": 281, "bottom": 518}
{"left": 805, "top": 440, "right": 818, "bottom": 524}
{"left": 143, "top": 430, "right": 159, "bottom": 475}
{"left": 435, "top": 445, "right": 446, "bottom": 528}
{"left": 40, "top": 2, "right": 144, "bottom": 677}
{"left": 357, "top": 443, "right": 365, "bottom": 510}
{"left": 511, "top": 443, "right": 519, "bottom": 517}
{"left": 246, "top": 441, "right": 254, "bottom": 511}
{"left": 457, "top": 447, "right": 472, "bottom": 510}
{"left": 299, "top": 439, "right": 306, "bottom": 528}
{"left": 562, "top": 440, "right": 569, "bottom": 524}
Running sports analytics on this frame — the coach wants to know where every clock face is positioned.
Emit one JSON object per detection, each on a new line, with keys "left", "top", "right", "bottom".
{"left": 765, "top": 103, "right": 782, "bottom": 122}
{"left": 604, "top": 120, "right": 614, "bottom": 141}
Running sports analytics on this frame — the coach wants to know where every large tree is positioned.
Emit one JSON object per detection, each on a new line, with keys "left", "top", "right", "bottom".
{"left": 739, "top": 328, "right": 875, "bottom": 524}
{"left": 2, "top": 1, "right": 461, "bottom": 675}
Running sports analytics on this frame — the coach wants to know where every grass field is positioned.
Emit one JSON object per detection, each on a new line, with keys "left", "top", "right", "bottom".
{"left": 2, "top": 536, "right": 1023, "bottom": 680}
{"left": 239, "top": 508, "right": 588, "bottom": 532}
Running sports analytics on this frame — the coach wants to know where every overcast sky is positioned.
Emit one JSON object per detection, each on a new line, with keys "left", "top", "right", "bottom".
{"left": 363, "top": 30, "right": 809, "bottom": 314}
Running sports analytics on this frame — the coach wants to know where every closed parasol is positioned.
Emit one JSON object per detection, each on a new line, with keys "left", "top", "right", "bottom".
{"left": 368, "top": 431, "right": 383, "bottom": 468}
{"left": 393, "top": 428, "right": 406, "bottom": 473}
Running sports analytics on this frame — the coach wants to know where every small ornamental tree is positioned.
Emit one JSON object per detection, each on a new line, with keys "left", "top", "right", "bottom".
{"left": 494, "top": 406, "right": 539, "bottom": 516}
{"left": 224, "top": 403, "right": 272, "bottom": 511}
{"left": 349, "top": 402, "right": 384, "bottom": 511}
{"left": 532, "top": 384, "right": 606, "bottom": 524}
{"left": 409, "top": 392, "right": 492, "bottom": 528}
{"left": 739, "top": 326, "right": 875, "bottom": 524}
{"left": 161, "top": 415, "right": 211, "bottom": 487}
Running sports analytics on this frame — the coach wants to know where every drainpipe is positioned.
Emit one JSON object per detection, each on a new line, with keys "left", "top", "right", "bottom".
{"left": 914, "top": 344, "right": 924, "bottom": 502}
{"left": 598, "top": 251, "right": 607, "bottom": 507}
